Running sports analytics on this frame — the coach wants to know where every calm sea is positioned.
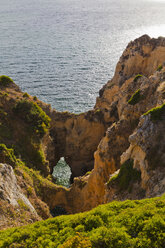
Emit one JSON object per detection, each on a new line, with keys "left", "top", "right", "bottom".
{"left": 0, "top": 0, "right": 165, "bottom": 113}
{"left": 1, "top": 0, "right": 165, "bottom": 186}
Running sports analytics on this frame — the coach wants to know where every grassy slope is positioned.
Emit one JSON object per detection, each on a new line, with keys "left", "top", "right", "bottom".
{"left": 0, "top": 195, "right": 165, "bottom": 248}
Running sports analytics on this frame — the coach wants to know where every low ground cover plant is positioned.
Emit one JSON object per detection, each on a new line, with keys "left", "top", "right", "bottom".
{"left": 0, "top": 194, "right": 164, "bottom": 248}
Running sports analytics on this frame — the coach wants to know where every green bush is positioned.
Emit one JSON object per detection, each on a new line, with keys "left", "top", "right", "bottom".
{"left": 0, "top": 144, "right": 17, "bottom": 167}
{"left": 23, "top": 92, "right": 30, "bottom": 98}
{"left": 13, "top": 100, "right": 51, "bottom": 137}
{"left": 90, "top": 226, "right": 132, "bottom": 248}
{"left": 84, "top": 215, "right": 104, "bottom": 231}
{"left": 107, "top": 159, "right": 141, "bottom": 191}
{"left": 0, "top": 195, "right": 165, "bottom": 248}
{"left": 61, "top": 234, "right": 92, "bottom": 248}
{"left": 133, "top": 74, "right": 143, "bottom": 82}
{"left": 128, "top": 89, "right": 142, "bottom": 105}
{"left": 144, "top": 103, "right": 165, "bottom": 121}
{"left": 0, "top": 75, "right": 14, "bottom": 87}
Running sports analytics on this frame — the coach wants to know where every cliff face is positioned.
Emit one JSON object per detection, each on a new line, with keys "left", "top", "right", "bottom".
{"left": 0, "top": 35, "right": 165, "bottom": 228}
{"left": 40, "top": 35, "right": 165, "bottom": 213}
{"left": 49, "top": 110, "right": 106, "bottom": 178}
{"left": 0, "top": 163, "right": 40, "bottom": 229}
{"left": 50, "top": 35, "right": 164, "bottom": 212}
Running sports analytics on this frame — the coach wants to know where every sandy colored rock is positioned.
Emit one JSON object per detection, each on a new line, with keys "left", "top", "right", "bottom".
{"left": 1, "top": 35, "right": 165, "bottom": 221}
{"left": 0, "top": 163, "right": 40, "bottom": 229}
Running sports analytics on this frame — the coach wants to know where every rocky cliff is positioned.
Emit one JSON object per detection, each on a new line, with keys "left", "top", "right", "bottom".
{"left": 47, "top": 35, "right": 165, "bottom": 213}
{"left": 0, "top": 35, "right": 165, "bottom": 228}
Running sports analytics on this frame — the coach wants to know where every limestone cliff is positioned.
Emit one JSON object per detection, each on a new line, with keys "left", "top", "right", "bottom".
{"left": 52, "top": 35, "right": 165, "bottom": 212}
{"left": 0, "top": 35, "right": 165, "bottom": 228}
{"left": 0, "top": 163, "right": 40, "bottom": 229}
{"left": 36, "top": 35, "right": 165, "bottom": 213}
{"left": 49, "top": 110, "right": 106, "bottom": 179}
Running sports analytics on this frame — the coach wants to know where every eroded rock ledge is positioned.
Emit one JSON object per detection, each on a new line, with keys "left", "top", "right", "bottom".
{"left": 0, "top": 35, "right": 165, "bottom": 228}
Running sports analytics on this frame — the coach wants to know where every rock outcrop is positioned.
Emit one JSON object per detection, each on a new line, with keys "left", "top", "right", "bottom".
{"left": 39, "top": 35, "right": 165, "bottom": 214}
{"left": 0, "top": 35, "right": 165, "bottom": 228}
{"left": 121, "top": 113, "right": 165, "bottom": 197}
{"left": 54, "top": 35, "right": 165, "bottom": 212}
{"left": 0, "top": 163, "right": 40, "bottom": 229}
{"left": 49, "top": 110, "right": 106, "bottom": 178}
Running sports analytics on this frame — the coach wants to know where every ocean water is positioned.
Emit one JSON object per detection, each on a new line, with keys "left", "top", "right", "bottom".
{"left": 53, "top": 157, "right": 71, "bottom": 188}
{"left": 1, "top": 0, "right": 165, "bottom": 186}
{"left": 0, "top": 0, "right": 165, "bottom": 113}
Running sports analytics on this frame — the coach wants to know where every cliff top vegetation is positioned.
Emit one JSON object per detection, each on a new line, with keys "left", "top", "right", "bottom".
{"left": 0, "top": 194, "right": 164, "bottom": 248}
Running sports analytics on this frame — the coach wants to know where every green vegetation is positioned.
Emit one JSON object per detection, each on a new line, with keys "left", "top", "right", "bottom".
{"left": 33, "top": 96, "right": 37, "bottom": 101}
{"left": 0, "top": 87, "right": 50, "bottom": 173}
{"left": 144, "top": 103, "right": 165, "bottom": 121}
{"left": 133, "top": 74, "right": 143, "bottom": 82}
{"left": 128, "top": 89, "right": 142, "bottom": 105}
{"left": 15, "top": 161, "right": 60, "bottom": 197}
{"left": 107, "top": 159, "right": 141, "bottom": 191}
{"left": 14, "top": 136, "right": 49, "bottom": 176}
{"left": 26, "top": 186, "right": 33, "bottom": 196}
{"left": 23, "top": 92, "right": 30, "bottom": 98}
{"left": 2, "top": 92, "right": 9, "bottom": 97}
{"left": 85, "top": 171, "right": 92, "bottom": 176}
{"left": 0, "top": 144, "right": 18, "bottom": 167}
{"left": 13, "top": 100, "right": 50, "bottom": 137}
{"left": 0, "top": 195, "right": 165, "bottom": 247}
{"left": 17, "top": 199, "right": 29, "bottom": 211}
{"left": 0, "top": 75, "right": 14, "bottom": 87}
{"left": 157, "top": 65, "right": 163, "bottom": 72}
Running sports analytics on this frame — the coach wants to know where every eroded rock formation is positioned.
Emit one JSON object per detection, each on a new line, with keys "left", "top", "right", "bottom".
{"left": 0, "top": 163, "right": 40, "bottom": 229}
{"left": 0, "top": 35, "right": 165, "bottom": 228}
{"left": 37, "top": 35, "right": 165, "bottom": 214}
{"left": 49, "top": 110, "right": 106, "bottom": 178}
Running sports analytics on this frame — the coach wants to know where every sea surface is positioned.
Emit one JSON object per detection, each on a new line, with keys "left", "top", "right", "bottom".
{"left": 0, "top": 0, "right": 165, "bottom": 113}
{"left": 1, "top": 0, "right": 165, "bottom": 186}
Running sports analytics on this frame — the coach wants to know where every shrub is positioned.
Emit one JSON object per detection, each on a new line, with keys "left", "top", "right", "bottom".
{"left": 33, "top": 96, "right": 37, "bottom": 101}
{"left": 31, "top": 144, "right": 46, "bottom": 165}
{"left": 13, "top": 100, "right": 51, "bottom": 137}
{"left": 107, "top": 159, "right": 141, "bottom": 191}
{"left": 139, "top": 215, "right": 165, "bottom": 246}
{"left": 61, "top": 234, "right": 92, "bottom": 248}
{"left": 2, "top": 92, "right": 9, "bottom": 97}
{"left": 27, "top": 186, "right": 33, "bottom": 196}
{"left": 0, "top": 75, "right": 14, "bottom": 87}
{"left": 0, "top": 195, "right": 165, "bottom": 247}
{"left": 128, "top": 89, "right": 142, "bottom": 105}
{"left": 84, "top": 215, "right": 104, "bottom": 231}
{"left": 133, "top": 74, "right": 143, "bottom": 82}
{"left": 90, "top": 226, "right": 132, "bottom": 248}
{"left": 107, "top": 174, "right": 118, "bottom": 185}
{"left": 157, "top": 65, "right": 163, "bottom": 72}
{"left": 0, "top": 144, "right": 17, "bottom": 167}
{"left": 23, "top": 92, "right": 30, "bottom": 98}
{"left": 143, "top": 103, "right": 165, "bottom": 121}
